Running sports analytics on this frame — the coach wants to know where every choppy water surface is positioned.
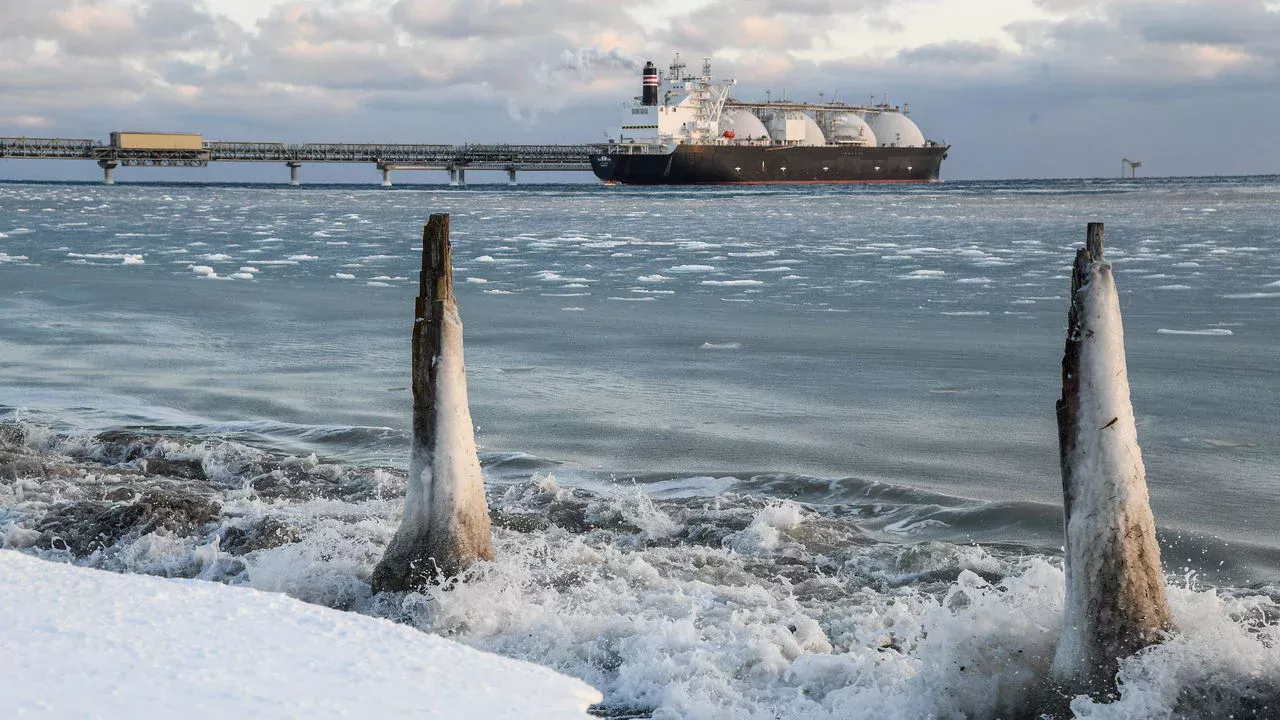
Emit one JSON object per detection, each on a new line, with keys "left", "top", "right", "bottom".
{"left": 2, "top": 178, "right": 1278, "bottom": 718}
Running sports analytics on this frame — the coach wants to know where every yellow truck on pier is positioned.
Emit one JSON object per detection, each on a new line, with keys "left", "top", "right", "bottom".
{"left": 109, "top": 132, "right": 203, "bottom": 151}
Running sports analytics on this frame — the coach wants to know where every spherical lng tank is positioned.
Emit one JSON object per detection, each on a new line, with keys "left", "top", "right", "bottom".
{"left": 766, "top": 112, "right": 825, "bottom": 146}
{"left": 865, "top": 111, "right": 925, "bottom": 147}
{"left": 719, "top": 110, "right": 769, "bottom": 141}
{"left": 830, "top": 113, "right": 877, "bottom": 147}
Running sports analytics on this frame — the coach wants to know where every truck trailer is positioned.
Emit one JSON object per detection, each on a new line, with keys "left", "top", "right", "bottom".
{"left": 109, "top": 132, "right": 203, "bottom": 151}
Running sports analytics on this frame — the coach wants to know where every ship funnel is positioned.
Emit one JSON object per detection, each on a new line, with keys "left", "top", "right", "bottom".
{"left": 642, "top": 61, "right": 659, "bottom": 106}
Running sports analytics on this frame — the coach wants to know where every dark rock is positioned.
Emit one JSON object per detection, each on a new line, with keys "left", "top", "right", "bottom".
{"left": 491, "top": 510, "right": 549, "bottom": 534}
{"left": 140, "top": 457, "right": 206, "bottom": 481}
{"left": 35, "top": 489, "right": 221, "bottom": 555}
{"left": 104, "top": 487, "right": 138, "bottom": 502}
{"left": 221, "top": 516, "right": 302, "bottom": 555}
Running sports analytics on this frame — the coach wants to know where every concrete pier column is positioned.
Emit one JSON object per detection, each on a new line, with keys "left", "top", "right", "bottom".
{"left": 448, "top": 167, "right": 460, "bottom": 186}
{"left": 98, "top": 160, "right": 118, "bottom": 185}
{"left": 287, "top": 162, "right": 302, "bottom": 186}
{"left": 381, "top": 166, "right": 393, "bottom": 187}
{"left": 507, "top": 168, "right": 517, "bottom": 186}
{"left": 457, "top": 168, "right": 466, "bottom": 186}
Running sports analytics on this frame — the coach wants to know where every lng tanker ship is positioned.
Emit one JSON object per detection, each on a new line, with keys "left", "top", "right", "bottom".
{"left": 591, "top": 58, "right": 949, "bottom": 185}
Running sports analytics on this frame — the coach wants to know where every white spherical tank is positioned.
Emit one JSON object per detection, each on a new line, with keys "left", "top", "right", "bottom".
{"left": 719, "top": 110, "right": 769, "bottom": 141}
{"left": 766, "top": 112, "right": 825, "bottom": 146}
{"left": 799, "top": 114, "right": 825, "bottom": 146}
{"left": 830, "top": 113, "right": 877, "bottom": 147}
{"left": 865, "top": 111, "right": 926, "bottom": 147}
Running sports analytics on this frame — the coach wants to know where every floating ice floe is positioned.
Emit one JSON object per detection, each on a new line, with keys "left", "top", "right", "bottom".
{"left": 1156, "top": 328, "right": 1233, "bottom": 336}
{"left": 67, "top": 252, "right": 145, "bottom": 265}
{"left": 701, "top": 279, "right": 764, "bottom": 287}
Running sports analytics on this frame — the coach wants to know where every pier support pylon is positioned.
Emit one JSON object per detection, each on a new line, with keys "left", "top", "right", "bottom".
{"left": 507, "top": 168, "right": 517, "bottom": 186}
{"left": 380, "top": 165, "right": 393, "bottom": 187}
{"left": 287, "top": 162, "right": 301, "bottom": 186}
{"left": 98, "top": 160, "right": 117, "bottom": 185}
{"left": 448, "top": 167, "right": 459, "bottom": 186}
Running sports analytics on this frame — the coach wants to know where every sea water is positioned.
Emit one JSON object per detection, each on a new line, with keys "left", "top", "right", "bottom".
{"left": 1, "top": 177, "right": 1277, "bottom": 717}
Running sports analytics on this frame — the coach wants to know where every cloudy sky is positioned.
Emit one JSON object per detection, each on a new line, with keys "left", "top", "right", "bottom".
{"left": 2, "top": 0, "right": 1278, "bottom": 181}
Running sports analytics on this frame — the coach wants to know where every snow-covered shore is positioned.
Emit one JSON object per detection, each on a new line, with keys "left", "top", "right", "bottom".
{"left": 1, "top": 550, "right": 601, "bottom": 719}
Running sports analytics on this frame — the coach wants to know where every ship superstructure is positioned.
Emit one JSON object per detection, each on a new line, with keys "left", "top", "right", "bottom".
{"left": 592, "top": 57, "right": 949, "bottom": 185}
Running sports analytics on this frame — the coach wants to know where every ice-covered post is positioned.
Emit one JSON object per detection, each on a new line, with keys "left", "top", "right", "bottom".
{"left": 371, "top": 214, "right": 494, "bottom": 592}
{"left": 1051, "top": 222, "right": 1171, "bottom": 691}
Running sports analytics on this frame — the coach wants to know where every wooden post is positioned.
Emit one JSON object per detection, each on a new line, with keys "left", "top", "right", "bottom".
{"left": 372, "top": 214, "right": 494, "bottom": 592}
{"left": 1051, "top": 222, "right": 1171, "bottom": 692}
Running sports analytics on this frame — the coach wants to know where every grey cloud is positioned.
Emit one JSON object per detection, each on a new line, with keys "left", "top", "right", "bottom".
{"left": 1116, "top": 0, "right": 1280, "bottom": 47}
{"left": 898, "top": 41, "right": 1004, "bottom": 66}
{"left": 391, "top": 0, "right": 643, "bottom": 40}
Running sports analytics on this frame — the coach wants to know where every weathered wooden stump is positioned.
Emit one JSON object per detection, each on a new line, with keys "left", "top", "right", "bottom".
{"left": 1051, "top": 222, "right": 1171, "bottom": 691}
{"left": 372, "top": 214, "right": 494, "bottom": 593}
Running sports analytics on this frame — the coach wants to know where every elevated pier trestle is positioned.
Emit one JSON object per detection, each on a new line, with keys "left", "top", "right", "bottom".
{"left": 0, "top": 136, "right": 606, "bottom": 186}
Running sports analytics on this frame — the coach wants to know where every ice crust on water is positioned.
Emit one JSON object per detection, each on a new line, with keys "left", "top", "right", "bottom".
{"left": 1157, "top": 328, "right": 1233, "bottom": 336}
{"left": 0, "top": 551, "right": 601, "bottom": 719}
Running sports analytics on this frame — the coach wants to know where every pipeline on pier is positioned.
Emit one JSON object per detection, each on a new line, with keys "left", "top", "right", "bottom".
{"left": 0, "top": 135, "right": 606, "bottom": 185}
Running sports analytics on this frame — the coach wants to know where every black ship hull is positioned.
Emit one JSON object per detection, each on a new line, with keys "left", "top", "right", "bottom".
{"left": 591, "top": 144, "right": 948, "bottom": 185}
